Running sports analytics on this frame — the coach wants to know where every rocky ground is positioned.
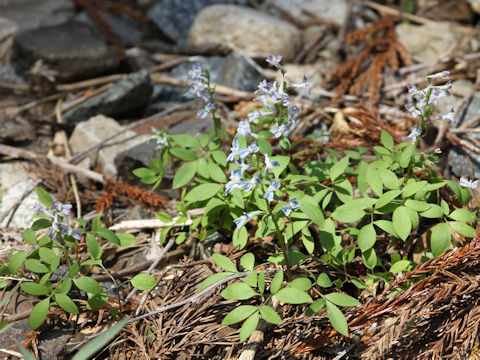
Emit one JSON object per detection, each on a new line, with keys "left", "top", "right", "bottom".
{"left": 1, "top": 0, "right": 480, "bottom": 359}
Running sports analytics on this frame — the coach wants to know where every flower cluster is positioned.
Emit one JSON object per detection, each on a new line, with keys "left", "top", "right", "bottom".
{"left": 185, "top": 64, "right": 217, "bottom": 120}
{"left": 225, "top": 54, "right": 307, "bottom": 228}
{"left": 33, "top": 200, "right": 82, "bottom": 241}
{"left": 150, "top": 127, "right": 169, "bottom": 150}
{"left": 460, "top": 177, "right": 479, "bottom": 193}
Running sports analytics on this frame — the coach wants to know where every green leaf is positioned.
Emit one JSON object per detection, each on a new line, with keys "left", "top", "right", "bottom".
{"left": 332, "top": 204, "right": 365, "bottom": 223}
{"left": 221, "top": 282, "right": 258, "bottom": 300}
{"left": 185, "top": 183, "right": 222, "bottom": 202}
{"left": 72, "top": 318, "right": 129, "bottom": 360}
{"left": 86, "top": 293, "right": 108, "bottom": 310}
{"left": 39, "top": 247, "right": 57, "bottom": 265}
{"left": 232, "top": 226, "right": 248, "bottom": 250}
{"left": 25, "top": 259, "right": 49, "bottom": 273}
{"left": 30, "top": 297, "right": 50, "bottom": 329}
{"left": 21, "top": 282, "right": 49, "bottom": 296}
{"left": 196, "top": 157, "right": 209, "bottom": 179}
{"left": 170, "top": 147, "right": 197, "bottom": 161}
{"left": 131, "top": 274, "right": 156, "bottom": 290}
{"left": 405, "top": 199, "right": 430, "bottom": 212}
{"left": 17, "top": 343, "right": 37, "bottom": 360}
{"left": 275, "top": 287, "right": 312, "bottom": 304}
{"left": 8, "top": 250, "right": 27, "bottom": 274}
{"left": 240, "top": 253, "right": 254, "bottom": 271}
{"left": 287, "top": 278, "right": 312, "bottom": 291}
{"left": 356, "top": 161, "right": 369, "bottom": 193}
{"left": 260, "top": 305, "right": 282, "bottom": 325}
{"left": 240, "top": 312, "right": 259, "bottom": 341}
{"left": 330, "top": 156, "right": 349, "bottom": 182}
{"left": 392, "top": 206, "right": 411, "bottom": 241}
{"left": 324, "top": 293, "right": 361, "bottom": 307}
{"left": 172, "top": 161, "right": 196, "bottom": 189}
{"left": 390, "top": 260, "right": 411, "bottom": 274}
{"left": 375, "top": 190, "right": 401, "bottom": 210}
{"left": 82, "top": 259, "right": 103, "bottom": 266}
{"left": 358, "top": 223, "right": 376, "bottom": 252}
{"left": 399, "top": 144, "right": 415, "bottom": 168}
{"left": 35, "top": 187, "right": 53, "bottom": 209}
{"left": 270, "top": 270, "right": 283, "bottom": 294}
{"left": 171, "top": 134, "right": 200, "bottom": 148}
{"left": 362, "top": 248, "right": 377, "bottom": 270}
{"left": 302, "top": 228, "right": 315, "bottom": 254}
{"left": 212, "top": 254, "right": 238, "bottom": 273}
{"left": 73, "top": 276, "right": 103, "bottom": 293}
{"left": 420, "top": 204, "right": 444, "bottom": 219}
{"left": 258, "top": 270, "right": 265, "bottom": 295}
{"left": 31, "top": 218, "right": 52, "bottom": 231}
{"left": 447, "top": 180, "right": 471, "bottom": 205}
{"left": 367, "top": 164, "right": 383, "bottom": 196}
{"left": 132, "top": 167, "right": 155, "bottom": 178}
{"left": 449, "top": 221, "right": 475, "bottom": 237}
{"left": 117, "top": 233, "right": 136, "bottom": 247}
{"left": 326, "top": 301, "right": 348, "bottom": 336}
{"left": 91, "top": 215, "right": 101, "bottom": 232}
{"left": 212, "top": 150, "right": 227, "bottom": 167}
{"left": 402, "top": 180, "right": 427, "bottom": 198}
{"left": 380, "top": 130, "right": 394, "bottom": 150}
{"left": 307, "top": 298, "right": 326, "bottom": 315}
{"left": 317, "top": 273, "right": 332, "bottom": 287}
{"left": 374, "top": 220, "right": 396, "bottom": 237}
{"left": 379, "top": 168, "right": 400, "bottom": 190}
{"left": 244, "top": 272, "right": 257, "bottom": 287}
{"left": 449, "top": 209, "right": 476, "bottom": 222}
{"left": 95, "top": 229, "right": 120, "bottom": 246}
{"left": 55, "top": 293, "right": 79, "bottom": 314}
{"left": 207, "top": 161, "right": 227, "bottom": 183}
{"left": 299, "top": 200, "right": 324, "bottom": 227}
{"left": 271, "top": 155, "right": 290, "bottom": 178}
{"left": 431, "top": 222, "right": 451, "bottom": 256}
{"left": 155, "top": 212, "right": 173, "bottom": 223}
{"left": 86, "top": 233, "right": 102, "bottom": 259}
{"left": 199, "top": 272, "right": 235, "bottom": 291}
{"left": 22, "top": 228, "right": 37, "bottom": 245}
{"left": 222, "top": 305, "right": 258, "bottom": 325}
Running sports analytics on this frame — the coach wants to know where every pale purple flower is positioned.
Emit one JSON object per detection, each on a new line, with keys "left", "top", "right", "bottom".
{"left": 441, "top": 108, "right": 455, "bottom": 123}
{"left": 407, "top": 125, "right": 422, "bottom": 142}
{"left": 427, "top": 71, "right": 450, "bottom": 80}
{"left": 264, "top": 153, "right": 280, "bottom": 174}
{"left": 243, "top": 172, "right": 262, "bottom": 192}
{"left": 405, "top": 102, "right": 422, "bottom": 118}
{"left": 282, "top": 197, "right": 300, "bottom": 216}
{"left": 187, "top": 64, "right": 206, "bottom": 81}
{"left": 460, "top": 177, "right": 479, "bottom": 193}
{"left": 32, "top": 202, "right": 52, "bottom": 217}
{"left": 235, "top": 159, "right": 251, "bottom": 173}
{"left": 51, "top": 201, "right": 72, "bottom": 216}
{"left": 253, "top": 95, "right": 275, "bottom": 111}
{"left": 233, "top": 211, "right": 262, "bottom": 229}
{"left": 197, "top": 102, "right": 216, "bottom": 119}
{"left": 248, "top": 109, "right": 274, "bottom": 122}
{"left": 225, "top": 170, "right": 245, "bottom": 195}
{"left": 289, "top": 76, "right": 311, "bottom": 94}
{"left": 254, "top": 80, "right": 276, "bottom": 96}
{"left": 46, "top": 214, "right": 62, "bottom": 240}
{"left": 266, "top": 54, "right": 287, "bottom": 73}
{"left": 235, "top": 119, "right": 257, "bottom": 139}
{"left": 263, "top": 180, "right": 280, "bottom": 202}
{"left": 270, "top": 123, "right": 288, "bottom": 138}
{"left": 150, "top": 128, "right": 169, "bottom": 149}
{"left": 287, "top": 105, "right": 301, "bottom": 123}
{"left": 60, "top": 224, "right": 82, "bottom": 240}
{"left": 185, "top": 81, "right": 208, "bottom": 99}
{"left": 247, "top": 142, "right": 260, "bottom": 154}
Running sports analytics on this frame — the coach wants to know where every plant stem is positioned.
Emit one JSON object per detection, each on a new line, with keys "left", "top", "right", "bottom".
{"left": 264, "top": 198, "right": 292, "bottom": 281}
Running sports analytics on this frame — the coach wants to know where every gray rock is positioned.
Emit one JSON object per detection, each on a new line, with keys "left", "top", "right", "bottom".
{"left": 0, "top": 162, "right": 37, "bottom": 191}
{"left": 14, "top": 21, "right": 119, "bottom": 82}
{"left": 37, "top": 326, "right": 74, "bottom": 360}
{"left": 76, "top": 11, "right": 142, "bottom": 44}
{"left": 170, "top": 52, "right": 261, "bottom": 91}
{"left": 0, "top": 17, "right": 17, "bottom": 67}
{"left": 395, "top": 22, "right": 463, "bottom": 63}
{"left": 0, "top": 113, "right": 36, "bottom": 142}
{"left": 69, "top": 115, "right": 150, "bottom": 178}
{"left": 62, "top": 71, "right": 153, "bottom": 124}
{"left": 147, "top": 0, "right": 247, "bottom": 44}
{"left": 0, "top": 181, "right": 38, "bottom": 229}
{"left": 0, "top": 0, "right": 74, "bottom": 33}
{"left": 189, "top": 4, "right": 302, "bottom": 60}
{"left": 265, "top": 0, "right": 348, "bottom": 26}
{"left": 450, "top": 91, "right": 480, "bottom": 178}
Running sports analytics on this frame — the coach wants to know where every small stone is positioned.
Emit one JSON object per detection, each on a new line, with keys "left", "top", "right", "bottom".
{"left": 0, "top": 17, "right": 17, "bottom": 66}
{"left": 147, "top": 0, "right": 247, "bottom": 44}
{"left": 170, "top": 52, "right": 261, "bottom": 91}
{"left": 189, "top": 4, "right": 302, "bottom": 60}
{"left": 0, "top": 0, "right": 74, "bottom": 33}
{"left": 467, "top": 0, "right": 480, "bottom": 14}
{"left": 0, "top": 162, "right": 37, "bottom": 191}
{"left": 265, "top": 0, "right": 348, "bottom": 26}
{"left": 69, "top": 115, "right": 150, "bottom": 178}
{"left": 62, "top": 71, "right": 153, "bottom": 124}
{"left": 0, "top": 112, "right": 36, "bottom": 142}
{"left": 0, "top": 181, "right": 38, "bottom": 229}
{"left": 14, "top": 21, "right": 119, "bottom": 82}
{"left": 395, "top": 22, "right": 463, "bottom": 63}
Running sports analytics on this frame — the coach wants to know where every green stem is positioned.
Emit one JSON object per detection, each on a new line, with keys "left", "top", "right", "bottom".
{"left": 264, "top": 198, "right": 292, "bottom": 281}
